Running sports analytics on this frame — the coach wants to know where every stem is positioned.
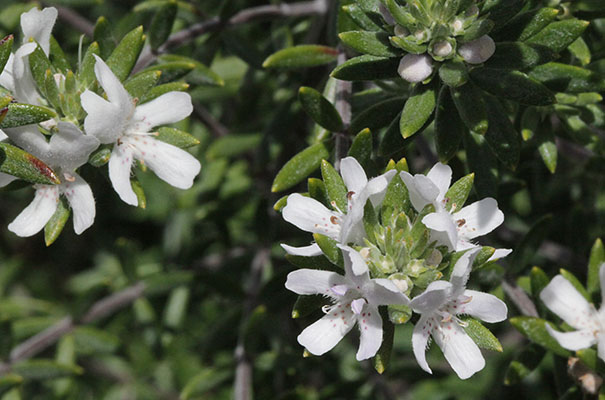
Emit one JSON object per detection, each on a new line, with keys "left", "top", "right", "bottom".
{"left": 134, "top": 0, "right": 329, "bottom": 73}
{"left": 52, "top": 5, "right": 94, "bottom": 37}
{"left": 501, "top": 280, "right": 539, "bottom": 317}
{"left": 333, "top": 50, "right": 352, "bottom": 171}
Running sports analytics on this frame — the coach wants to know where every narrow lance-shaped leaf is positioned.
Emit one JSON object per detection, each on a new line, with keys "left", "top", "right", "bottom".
{"left": 341, "top": 4, "right": 382, "bottom": 32}
{"left": 320, "top": 159, "right": 347, "bottom": 212}
{"left": 298, "top": 86, "right": 343, "bottom": 132}
{"left": 461, "top": 317, "right": 502, "bottom": 352}
{"left": 483, "top": 95, "right": 521, "bottom": 170}
{"left": 123, "top": 70, "right": 162, "bottom": 99}
{"left": 444, "top": 173, "right": 474, "bottom": 211}
{"left": 331, "top": 55, "right": 401, "bottom": 81}
{"left": 149, "top": 0, "right": 177, "bottom": 50}
{"left": 485, "top": 42, "right": 555, "bottom": 70}
{"left": 470, "top": 68, "right": 555, "bottom": 106}
{"left": 529, "top": 62, "right": 605, "bottom": 93}
{"left": 451, "top": 83, "right": 488, "bottom": 135}
{"left": 526, "top": 19, "right": 589, "bottom": 54}
{"left": 338, "top": 31, "right": 400, "bottom": 57}
{"left": 504, "top": 344, "right": 546, "bottom": 385}
{"left": 568, "top": 37, "right": 591, "bottom": 66}
{"left": 400, "top": 81, "right": 436, "bottom": 139}
{"left": 587, "top": 239, "right": 605, "bottom": 295}
{"left": 93, "top": 16, "right": 115, "bottom": 59}
{"left": 351, "top": 97, "right": 405, "bottom": 135}
{"left": 106, "top": 26, "right": 145, "bottom": 81}
{"left": 510, "top": 316, "right": 570, "bottom": 357}
{"left": 157, "top": 127, "right": 200, "bottom": 149}
{"left": 347, "top": 128, "right": 372, "bottom": 169}
{"left": 536, "top": 123, "right": 557, "bottom": 173}
{"left": 493, "top": 7, "right": 559, "bottom": 42}
{"left": 313, "top": 233, "right": 344, "bottom": 268}
{"left": 439, "top": 60, "right": 468, "bottom": 88}
{"left": 0, "top": 35, "right": 14, "bottom": 75}
{"left": 435, "top": 85, "right": 463, "bottom": 162}
{"left": 292, "top": 295, "right": 330, "bottom": 319}
{"left": 462, "top": 131, "right": 498, "bottom": 198}
{"left": 44, "top": 199, "right": 70, "bottom": 247}
{"left": 271, "top": 143, "right": 330, "bottom": 192}
{"left": 510, "top": 215, "right": 552, "bottom": 274}
{"left": 0, "top": 143, "right": 59, "bottom": 185}
{"left": 78, "top": 41, "right": 100, "bottom": 89}
{"left": 374, "top": 316, "right": 394, "bottom": 374}
{"left": 263, "top": 45, "right": 339, "bottom": 69}
{"left": 49, "top": 36, "right": 70, "bottom": 73}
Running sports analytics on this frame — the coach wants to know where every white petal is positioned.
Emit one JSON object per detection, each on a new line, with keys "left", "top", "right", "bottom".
{"left": 0, "top": 53, "right": 15, "bottom": 93}
{"left": 455, "top": 198, "right": 504, "bottom": 240}
{"left": 398, "top": 53, "right": 433, "bottom": 83}
{"left": 411, "top": 281, "right": 452, "bottom": 314}
{"left": 412, "top": 315, "right": 433, "bottom": 374}
{"left": 128, "top": 136, "right": 200, "bottom": 189}
{"left": 356, "top": 305, "right": 383, "bottom": 360}
{"left": 540, "top": 275, "right": 597, "bottom": 330}
{"left": 449, "top": 249, "right": 477, "bottom": 295}
{"left": 2, "top": 125, "right": 49, "bottom": 161}
{"left": 422, "top": 212, "right": 458, "bottom": 250}
{"left": 298, "top": 310, "right": 355, "bottom": 356}
{"left": 434, "top": 323, "right": 485, "bottom": 379}
{"left": 365, "top": 279, "right": 410, "bottom": 306}
{"left": 367, "top": 170, "right": 396, "bottom": 208}
{"left": 48, "top": 122, "right": 99, "bottom": 171}
{"left": 131, "top": 92, "right": 193, "bottom": 132}
{"left": 280, "top": 243, "right": 322, "bottom": 257}
{"left": 81, "top": 90, "right": 127, "bottom": 144}
{"left": 599, "top": 263, "right": 605, "bottom": 306}
{"left": 426, "top": 162, "right": 452, "bottom": 203}
{"left": 339, "top": 244, "right": 369, "bottom": 276}
{"left": 62, "top": 172, "right": 95, "bottom": 234}
{"left": 282, "top": 193, "right": 340, "bottom": 240}
{"left": 108, "top": 143, "right": 137, "bottom": 206}
{"left": 400, "top": 171, "right": 439, "bottom": 212}
{"left": 0, "top": 172, "right": 16, "bottom": 188}
{"left": 12, "top": 43, "right": 41, "bottom": 105}
{"left": 92, "top": 55, "right": 132, "bottom": 109}
{"left": 285, "top": 269, "right": 346, "bottom": 296}
{"left": 8, "top": 185, "right": 58, "bottom": 237}
{"left": 339, "top": 157, "right": 368, "bottom": 194}
{"left": 459, "top": 35, "right": 496, "bottom": 64}
{"left": 545, "top": 324, "right": 596, "bottom": 351}
{"left": 461, "top": 290, "right": 507, "bottom": 323}
{"left": 20, "top": 7, "right": 57, "bottom": 55}
{"left": 598, "top": 335, "right": 605, "bottom": 361}
{"left": 488, "top": 248, "right": 512, "bottom": 262}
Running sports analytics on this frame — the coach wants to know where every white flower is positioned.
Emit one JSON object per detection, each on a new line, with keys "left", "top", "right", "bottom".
{"left": 411, "top": 249, "right": 507, "bottom": 379}
{"left": 5, "top": 122, "right": 99, "bottom": 236}
{"left": 459, "top": 35, "right": 496, "bottom": 64}
{"left": 0, "top": 7, "right": 58, "bottom": 105}
{"left": 285, "top": 245, "right": 409, "bottom": 360}
{"left": 80, "top": 55, "right": 201, "bottom": 206}
{"left": 281, "top": 157, "right": 395, "bottom": 265}
{"left": 398, "top": 54, "right": 433, "bottom": 83}
{"left": 401, "top": 162, "right": 507, "bottom": 253}
{"left": 540, "top": 263, "right": 605, "bottom": 360}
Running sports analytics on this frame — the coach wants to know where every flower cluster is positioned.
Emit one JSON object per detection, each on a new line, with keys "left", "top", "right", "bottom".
{"left": 282, "top": 157, "right": 508, "bottom": 379}
{"left": 378, "top": 0, "right": 496, "bottom": 83}
{"left": 0, "top": 7, "right": 201, "bottom": 240}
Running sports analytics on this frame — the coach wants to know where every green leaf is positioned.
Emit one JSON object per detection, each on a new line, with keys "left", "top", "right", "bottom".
{"left": 504, "top": 344, "right": 546, "bottom": 385}
{"left": 400, "top": 82, "right": 436, "bottom": 139}
{"left": 485, "top": 42, "right": 555, "bottom": 70}
{"left": 298, "top": 86, "right": 343, "bottom": 132}
{"left": 439, "top": 60, "right": 468, "bottom": 87}
{"left": 387, "top": 304, "right": 412, "bottom": 324}
{"left": 263, "top": 45, "right": 338, "bottom": 69}
{"left": 271, "top": 143, "right": 330, "bottom": 192}
{"left": 44, "top": 199, "right": 70, "bottom": 247}
{"left": 526, "top": 19, "right": 589, "bottom": 54}
{"left": 530, "top": 266, "right": 549, "bottom": 299}
{"left": 273, "top": 194, "right": 288, "bottom": 212}
{"left": 384, "top": 0, "right": 415, "bottom": 28}
{"left": 462, "top": 317, "right": 502, "bottom": 352}
{"left": 73, "top": 326, "right": 120, "bottom": 354}
{"left": 29, "top": 44, "right": 54, "bottom": 99}
{"left": 521, "top": 107, "right": 540, "bottom": 141}
{"left": 339, "top": 31, "right": 400, "bottom": 57}
{"left": 462, "top": 131, "right": 498, "bottom": 198}
{"left": 0, "top": 374, "right": 22, "bottom": 396}
{"left": 472, "top": 246, "right": 496, "bottom": 269}
{"left": 93, "top": 16, "right": 115, "bottom": 60}
{"left": 536, "top": 125, "right": 557, "bottom": 173}
{"left": 0, "top": 103, "right": 57, "bottom": 128}
{"left": 568, "top": 37, "right": 591, "bottom": 65}
{"left": 139, "top": 60, "right": 196, "bottom": 84}
{"left": 308, "top": 177, "right": 330, "bottom": 206}
{"left": 156, "top": 127, "right": 200, "bottom": 149}
{"left": 347, "top": 128, "right": 372, "bottom": 168}
{"left": 0, "top": 142, "right": 60, "bottom": 185}
{"left": 374, "top": 317, "right": 394, "bottom": 374}
{"left": 483, "top": 95, "right": 521, "bottom": 170}
{"left": 510, "top": 215, "right": 552, "bottom": 274}
{"left": 529, "top": 62, "right": 605, "bottom": 93}
{"left": 350, "top": 97, "right": 405, "bottom": 135}
{"left": 576, "top": 348, "right": 605, "bottom": 375}
{"left": 444, "top": 173, "right": 474, "bottom": 212}
{"left": 180, "top": 368, "right": 232, "bottom": 400}
{"left": 381, "top": 174, "right": 412, "bottom": 221}
{"left": 313, "top": 233, "right": 344, "bottom": 268}
{"left": 509, "top": 316, "right": 570, "bottom": 357}
{"left": 149, "top": 0, "right": 177, "bottom": 50}
{"left": 481, "top": 0, "right": 523, "bottom": 30}
{"left": 560, "top": 268, "right": 590, "bottom": 302}
{"left": 451, "top": 83, "right": 488, "bottom": 135}
{"left": 163, "top": 286, "right": 190, "bottom": 329}
{"left": 143, "top": 271, "right": 194, "bottom": 296}
{"left": 330, "top": 55, "right": 400, "bottom": 81}
{"left": 435, "top": 85, "right": 463, "bottom": 162}
{"left": 321, "top": 159, "right": 348, "bottom": 212}
{"left": 459, "top": 18, "right": 495, "bottom": 43}
{"left": 0, "top": 35, "right": 14, "bottom": 75}
{"left": 78, "top": 41, "right": 100, "bottom": 89}
{"left": 13, "top": 360, "right": 83, "bottom": 380}
{"left": 106, "top": 26, "right": 145, "bottom": 81}
{"left": 206, "top": 134, "right": 261, "bottom": 159}
{"left": 494, "top": 7, "right": 559, "bottom": 42}
{"left": 44, "top": 69, "right": 61, "bottom": 112}
{"left": 139, "top": 81, "right": 189, "bottom": 103}
{"left": 292, "top": 295, "right": 329, "bottom": 319}
{"left": 88, "top": 147, "right": 111, "bottom": 167}
{"left": 341, "top": 4, "right": 382, "bottom": 32}
{"left": 587, "top": 239, "right": 605, "bottom": 295}
{"left": 470, "top": 68, "right": 555, "bottom": 106}
{"left": 123, "top": 70, "right": 162, "bottom": 99}
{"left": 378, "top": 114, "right": 407, "bottom": 157}
{"left": 388, "top": 36, "right": 427, "bottom": 54}
{"left": 49, "top": 36, "right": 70, "bottom": 73}
{"left": 286, "top": 253, "right": 338, "bottom": 271}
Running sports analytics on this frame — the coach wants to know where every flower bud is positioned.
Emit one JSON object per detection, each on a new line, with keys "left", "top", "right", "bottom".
{"left": 451, "top": 18, "right": 464, "bottom": 34}
{"left": 394, "top": 25, "right": 409, "bottom": 37}
{"left": 398, "top": 53, "right": 433, "bottom": 83}
{"left": 458, "top": 35, "right": 495, "bottom": 64}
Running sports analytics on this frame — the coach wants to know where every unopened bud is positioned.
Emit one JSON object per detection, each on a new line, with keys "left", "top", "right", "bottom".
{"left": 398, "top": 53, "right": 433, "bottom": 83}
{"left": 432, "top": 40, "right": 453, "bottom": 58}
{"left": 459, "top": 35, "right": 495, "bottom": 64}
{"left": 451, "top": 18, "right": 464, "bottom": 34}
{"left": 394, "top": 25, "right": 409, "bottom": 37}
{"left": 392, "top": 279, "right": 409, "bottom": 293}
{"left": 426, "top": 249, "right": 443, "bottom": 266}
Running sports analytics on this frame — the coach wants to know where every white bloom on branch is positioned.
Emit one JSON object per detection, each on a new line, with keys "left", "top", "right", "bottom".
{"left": 398, "top": 53, "right": 433, "bottom": 83}
{"left": 459, "top": 35, "right": 496, "bottom": 65}
{"left": 81, "top": 55, "right": 201, "bottom": 206}
{"left": 401, "top": 163, "right": 508, "bottom": 254}
{"left": 411, "top": 249, "right": 507, "bottom": 379}
{"left": 285, "top": 245, "right": 409, "bottom": 360}
{"left": 281, "top": 157, "right": 395, "bottom": 265}
{"left": 5, "top": 122, "right": 99, "bottom": 236}
{"left": 540, "top": 263, "right": 605, "bottom": 360}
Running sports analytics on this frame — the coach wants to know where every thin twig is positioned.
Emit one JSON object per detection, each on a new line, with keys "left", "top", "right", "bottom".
{"left": 193, "top": 102, "right": 229, "bottom": 137}
{"left": 53, "top": 5, "right": 94, "bottom": 37}
{"left": 134, "top": 0, "right": 329, "bottom": 73}
{"left": 501, "top": 280, "right": 539, "bottom": 317}
{"left": 0, "top": 282, "right": 146, "bottom": 376}
{"left": 333, "top": 50, "right": 352, "bottom": 171}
